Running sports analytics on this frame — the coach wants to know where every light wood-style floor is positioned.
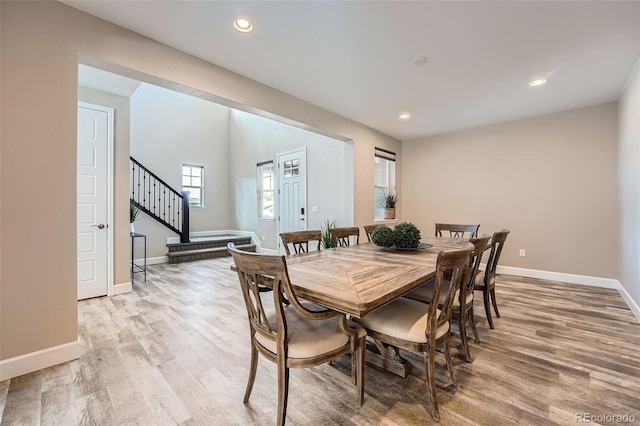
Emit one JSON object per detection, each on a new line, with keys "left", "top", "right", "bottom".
{"left": 1, "top": 257, "right": 639, "bottom": 425}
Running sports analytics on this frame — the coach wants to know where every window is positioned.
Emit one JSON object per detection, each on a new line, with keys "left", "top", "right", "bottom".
{"left": 182, "top": 164, "right": 204, "bottom": 207}
{"left": 374, "top": 148, "right": 396, "bottom": 219}
{"left": 257, "top": 161, "right": 275, "bottom": 220}
{"left": 282, "top": 158, "right": 300, "bottom": 177}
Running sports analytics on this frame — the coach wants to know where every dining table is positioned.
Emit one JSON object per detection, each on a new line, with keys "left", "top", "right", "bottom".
{"left": 272, "top": 236, "right": 473, "bottom": 376}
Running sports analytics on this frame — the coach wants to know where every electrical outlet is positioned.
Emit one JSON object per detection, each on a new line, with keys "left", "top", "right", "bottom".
{"left": 519, "top": 249, "right": 525, "bottom": 257}
{"left": 262, "top": 235, "right": 266, "bottom": 241}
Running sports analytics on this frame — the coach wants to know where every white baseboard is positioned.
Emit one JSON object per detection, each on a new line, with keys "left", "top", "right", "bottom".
{"left": 496, "top": 265, "right": 619, "bottom": 289}
{"left": 616, "top": 282, "right": 640, "bottom": 323}
{"left": 142, "top": 256, "right": 168, "bottom": 265}
{"left": 111, "top": 281, "right": 132, "bottom": 296}
{"left": 495, "top": 265, "right": 639, "bottom": 323}
{"left": 0, "top": 340, "right": 81, "bottom": 381}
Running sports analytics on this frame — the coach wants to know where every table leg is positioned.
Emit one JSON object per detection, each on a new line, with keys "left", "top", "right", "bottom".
{"left": 365, "top": 338, "right": 412, "bottom": 378}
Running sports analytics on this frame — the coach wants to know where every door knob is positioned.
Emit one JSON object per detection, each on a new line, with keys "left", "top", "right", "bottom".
{"left": 92, "top": 224, "right": 106, "bottom": 229}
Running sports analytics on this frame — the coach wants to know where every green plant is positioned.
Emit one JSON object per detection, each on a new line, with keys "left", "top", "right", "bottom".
{"left": 371, "top": 225, "right": 395, "bottom": 247}
{"left": 379, "top": 191, "right": 398, "bottom": 209}
{"left": 130, "top": 199, "right": 141, "bottom": 223}
{"left": 393, "top": 222, "right": 421, "bottom": 249}
{"left": 320, "top": 219, "right": 338, "bottom": 249}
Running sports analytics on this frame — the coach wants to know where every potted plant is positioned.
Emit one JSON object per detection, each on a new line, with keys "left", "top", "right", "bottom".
{"left": 371, "top": 225, "right": 395, "bottom": 247}
{"left": 380, "top": 191, "right": 398, "bottom": 219}
{"left": 130, "top": 199, "right": 141, "bottom": 234}
{"left": 393, "top": 222, "right": 421, "bottom": 249}
{"left": 371, "top": 222, "right": 422, "bottom": 249}
{"left": 320, "top": 219, "right": 338, "bottom": 249}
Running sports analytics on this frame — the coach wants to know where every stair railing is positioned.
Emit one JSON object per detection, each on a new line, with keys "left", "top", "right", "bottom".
{"left": 130, "top": 156, "right": 190, "bottom": 243}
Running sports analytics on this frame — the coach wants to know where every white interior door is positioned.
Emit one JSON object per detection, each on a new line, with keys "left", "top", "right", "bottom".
{"left": 278, "top": 149, "right": 307, "bottom": 239}
{"left": 77, "top": 103, "right": 111, "bottom": 300}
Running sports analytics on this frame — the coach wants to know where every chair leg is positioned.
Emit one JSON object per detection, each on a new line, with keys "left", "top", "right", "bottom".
{"left": 444, "top": 338, "right": 457, "bottom": 387}
{"left": 244, "top": 344, "right": 259, "bottom": 402}
{"left": 350, "top": 350, "right": 356, "bottom": 385}
{"left": 490, "top": 288, "right": 500, "bottom": 318}
{"left": 277, "top": 359, "right": 289, "bottom": 426}
{"left": 424, "top": 345, "right": 440, "bottom": 422}
{"left": 458, "top": 309, "right": 471, "bottom": 363}
{"left": 357, "top": 336, "right": 366, "bottom": 405}
{"left": 483, "top": 288, "right": 495, "bottom": 329}
{"left": 469, "top": 306, "right": 480, "bottom": 343}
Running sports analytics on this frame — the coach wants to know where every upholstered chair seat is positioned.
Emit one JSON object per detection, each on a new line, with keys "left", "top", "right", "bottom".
{"left": 355, "top": 298, "right": 449, "bottom": 343}
{"left": 255, "top": 312, "right": 365, "bottom": 359}
{"left": 407, "top": 282, "right": 473, "bottom": 308}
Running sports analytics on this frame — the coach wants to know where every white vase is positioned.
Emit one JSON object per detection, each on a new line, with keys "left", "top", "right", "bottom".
{"left": 130, "top": 223, "right": 135, "bottom": 234}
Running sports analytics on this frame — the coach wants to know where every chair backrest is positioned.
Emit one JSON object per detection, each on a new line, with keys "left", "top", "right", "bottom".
{"left": 428, "top": 248, "right": 472, "bottom": 336}
{"left": 330, "top": 227, "right": 360, "bottom": 247}
{"left": 483, "top": 229, "right": 510, "bottom": 282}
{"left": 280, "top": 230, "right": 322, "bottom": 255}
{"left": 462, "top": 236, "right": 491, "bottom": 303}
{"left": 227, "top": 243, "right": 291, "bottom": 355}
{"left": 435, "top": 223, "right": 480, "bottom": 239}
{"left": 363, "top": 224, "right": 380, "bottom": 242}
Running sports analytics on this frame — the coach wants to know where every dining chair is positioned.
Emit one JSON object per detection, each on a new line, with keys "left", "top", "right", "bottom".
{"left": 353, "top": 247, "right": 472, "bottom": 422}
{"left": 363, "top": 224, "right": 380, "bottom": 242}
{"left": 403, "top": 235, "right": 491, "bottom": 362}
{"left": 435, "top": 223, "right": 480, "bottom": 239}
{"left": 474, "top": 229, "right": 510, "bottom": 329}
{"left": 279, "top": 230, "right": 322, "bottom": 255}
{"left": 227, "top": 243, "right": 366, "bottom": 426}
{"left": 330, "top": 226, "right": 360, "bottom": 247}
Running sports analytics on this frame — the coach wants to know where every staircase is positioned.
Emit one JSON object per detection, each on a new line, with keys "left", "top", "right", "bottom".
{"left": 131, "top": 157, "right": 257, "bottom": 264}
{"left": 131, "top": 156, "right": 190, "bottom": 243}
{"left": 167, "top": 234, "right": 257, "bottom": 264}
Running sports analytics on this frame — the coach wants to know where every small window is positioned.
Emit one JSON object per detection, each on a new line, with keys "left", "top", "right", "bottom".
{"left": 283, "top": 159, "right": 300, "bottom": 178}
{"left": 182, "top": 164, "right": 204, "bottom": 207}
{"left": 257, "top": 161, "right": 275, "bottom": 220}
{"left": 374, "top": 148, "right": 396, "bottom": 219}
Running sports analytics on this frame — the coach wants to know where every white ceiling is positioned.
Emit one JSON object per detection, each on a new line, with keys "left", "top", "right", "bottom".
{"left": 64, "top": 1, "right": 640, "bottom": 141}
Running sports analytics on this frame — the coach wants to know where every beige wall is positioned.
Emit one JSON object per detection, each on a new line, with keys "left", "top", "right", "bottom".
{"left": 0, "top": 1, "right": 400, "bottom": 363}
{"left": 78, "top": 87, "right": 131, "bottom": 286}
{"left": 618, "top": 59, "right": 640, "bottom": 306}
{"left": 403, "top": 103, "right": 619, "bottom": 280}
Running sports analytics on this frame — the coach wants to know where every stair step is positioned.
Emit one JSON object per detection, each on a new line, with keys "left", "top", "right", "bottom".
{"left": 167, "top": 244, "right": 256, "bottom": 264}
{"left": 167, "top": 235, "right": 252, "bottom": 253}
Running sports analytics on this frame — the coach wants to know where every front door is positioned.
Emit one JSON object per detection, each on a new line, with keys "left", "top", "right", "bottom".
{"left": 278, "top": 149, "right": 307, "bottom": 241}
{"left": 77, "top": 103, "right": 111, "bottom": 300}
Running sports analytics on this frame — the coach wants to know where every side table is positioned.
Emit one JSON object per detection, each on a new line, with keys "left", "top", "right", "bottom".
{"left": 130, "top": 232, "right": 146, "bottom": 282}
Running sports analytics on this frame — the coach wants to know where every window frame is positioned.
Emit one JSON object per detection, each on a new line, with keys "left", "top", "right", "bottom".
{"left": 257, "top": 160, "right": 275, "bottom": 221}
{"left": 182, "top": 164, "right": 205, "bottom": 208}
{"left": 374, "top": 148, "right": 396, "bottom": 220}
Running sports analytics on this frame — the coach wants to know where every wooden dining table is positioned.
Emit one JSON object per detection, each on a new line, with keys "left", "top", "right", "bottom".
{"left": 281, "top": 236, "right": 473, "bottom": 376}
{"left": 283, "top": 236, "right": 473, "bottom": 318}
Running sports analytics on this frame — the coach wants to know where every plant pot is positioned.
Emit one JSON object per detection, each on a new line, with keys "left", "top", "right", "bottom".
{"left": 130, "top": 223, "right": 135, "bottom": 234}
{"left": 384, "top": 208, "right": 396, "bottom": 220}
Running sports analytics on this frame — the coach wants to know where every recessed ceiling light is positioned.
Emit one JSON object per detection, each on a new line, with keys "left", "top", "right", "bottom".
{"left": 529, "top": 78, "right": 547, "bottom": 87}
{"left": 234, "top": 18, "right": 253, "bottom": 33}
{"left": 398, "top": 113, "right": 411, "bottom": 120}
